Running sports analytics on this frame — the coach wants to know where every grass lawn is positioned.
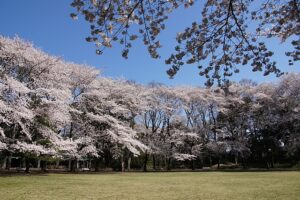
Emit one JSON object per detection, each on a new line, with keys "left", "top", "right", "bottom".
{"left": 0, "top": 172, "right": 299, "bottom": 200}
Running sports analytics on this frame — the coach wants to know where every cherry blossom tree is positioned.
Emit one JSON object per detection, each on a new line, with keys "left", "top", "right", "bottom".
{"left": 0, "top": 36, "right": 70, "bottom": 171}
{"left": 71, "top": 0, "right": 299, "bottom": 86}
{"left": 1, "top": 35, "right": 300, "bottom": 171}
{"left": 73, "top": 78, "right": 148, "bottom": 171}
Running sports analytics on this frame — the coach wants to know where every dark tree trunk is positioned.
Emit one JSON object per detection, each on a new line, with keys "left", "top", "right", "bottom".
{"left": 121, "top": 154, "right": 125, "bottom": 172}
{"left": 94, "top": 159, "right": 100, "bottom": 172}
{"left": 56, "top": 160, "right": 60, "bottom": 169}
{"left": 25, "top": 158, "right": 30, "bottom": 173}
{"left": 191, "top": 160, "right": 195, "bottom": 170}
{"left": 6, "top": 154, "right": 12, "bottom": 170}
{"left": 68, "top": 160, "right": 71, "bottom": 171}
{"left": 128, "top": 116, "right": 135, "bottom": 172}
{"left": 271, "top": 151, "right": 274, "bottom": 168}
{"left": 167, "top": 157, "right": 172, "bottom": 171}
{"left": 70, "top": 159, "right": 77, "bottom": 172}
{"left": 2, "top": 156, "right": 7, "bottom": 169}
{"left": 22, "top": 157, "right": 26, "bottom": 168}
{"left": 41, "top": 160, "right": 48, "bottom": 172}
{"left": 266, "top": 161, "right": 270, "bottom": 169}
{"left": 242, "top": 157, "right": 247, "bottom": 169}
{"left": 157, "top": 157, "right": 161, "bottom": 170}
{"left": 6, "top": 124, "right": 16, "bottom": 171}
{"left": 152, "top": 155, "right": 156, "bottom": 170}
{"left": 199, "top": 156, "right": 204, "bottom": 169}
{"left": 127, "top": 156, "right": 131, "bottom": 171}
{"left": 37, "top": 159, "right": 41, "bottom": 169}
{"left": 143, "top": 153, "right": 148, "bottom": 172}
{"left": 235, "top": 154, "right": 238, "bottom": 165}
{"left": 104, "top": 151, "right": 111, "bottom": 168}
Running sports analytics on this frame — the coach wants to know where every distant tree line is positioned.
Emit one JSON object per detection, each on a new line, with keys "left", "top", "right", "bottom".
{"left": 0, "top": 36, "right": 299, "bottom": 172}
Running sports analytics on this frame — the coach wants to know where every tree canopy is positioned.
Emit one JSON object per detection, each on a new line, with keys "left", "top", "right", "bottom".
{"left": 1, "top": 36, "right": 299, "bottom": 172}
{"left": 70, "top": 0, "right": 299, "bottom": 86}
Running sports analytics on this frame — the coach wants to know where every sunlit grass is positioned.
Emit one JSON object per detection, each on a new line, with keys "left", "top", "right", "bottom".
{"left": 0, "top": 172, "right": 299, "bottom": 200}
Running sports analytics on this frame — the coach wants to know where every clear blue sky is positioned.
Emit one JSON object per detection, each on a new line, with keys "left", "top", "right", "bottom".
{"left": 0, "top": 0, "right": 298, "bottom": 86}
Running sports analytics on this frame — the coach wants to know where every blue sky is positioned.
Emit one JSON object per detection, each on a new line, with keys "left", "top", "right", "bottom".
{"left": 0, "top": 0, "right": 298, "bottom": 86}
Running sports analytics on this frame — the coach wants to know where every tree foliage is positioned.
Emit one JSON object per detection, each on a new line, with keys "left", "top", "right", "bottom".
{"left": 71, "top": 0, "right": 299, "bottom": 86}
{"left": 0, "top": 36, "right": 299, "bottom": 171}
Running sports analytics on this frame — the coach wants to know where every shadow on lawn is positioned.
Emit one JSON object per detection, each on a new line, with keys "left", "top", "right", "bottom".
{"left": 1, "top": 167, "right": 299, "bottom": 177}
{"left": 0, "top": 169, "right": 122, "bottom": 177}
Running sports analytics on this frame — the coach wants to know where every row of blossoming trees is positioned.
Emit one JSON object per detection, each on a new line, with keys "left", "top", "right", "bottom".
{"left": 0, "top": 36, "right": 299, "bottom": 172}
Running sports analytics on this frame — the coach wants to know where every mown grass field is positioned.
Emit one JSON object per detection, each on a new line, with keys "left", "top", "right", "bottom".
{"left": 0, "top": 172, "right": 299, "bottom": 200}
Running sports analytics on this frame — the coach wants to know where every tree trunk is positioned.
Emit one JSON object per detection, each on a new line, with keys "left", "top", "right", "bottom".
{"left": 121, "top": 154, "right": 125, "bottom": 172}
{"left": 217, "top": 156, "right": 220, "bottom": 169}
{"left": 104, "top": 152, "right": 111, "bottom": 168}
{"left": 199, "top": 156, "right": 204, "bottom": 169}
{"left": 22, "top": 157, "right": 26, "bottom": 168}
{"left": 157, "top": 157, "right": 161, "bottom": 170}
{"left": 89, "top": 160, "right": 92, "bottom": 169}
{"left": 143, "top": 153, "right": 148, "bottom": 172}
{"left": 37, "top": 159, "right": 41, "bottom": 169}
{"left": 70, "top": 159, "right": 77, "bottom": 172}
{"left": 127, "top": 156, "right": 131, "bottom": 171}
{"left": 94, "top": 159, "right": 100, "bottom": 172}
{"left": 56, "top": 160, "right": 60, "bottom": 169}
{"left": 271, "top": 151, "right": 274, "bottom": 168}
{"left": 68, "top": 160, "right": 72, "bottom": 171}
{"left": 167, "top": 157, "right": 172, "bottom": 171}
{"left": 6, "top": 124, "right": 16, "bottom": 171}
{"left": 25, "top": 158, "right": 30, "bottom": 173}
{"left": 152, "top": 155, "right": 156, "bottom": 170}
{"left": 191, "top": 160, "right": 195, "bottom": 170}
{"left": 2, "top": 156, "right": 7, "bottom": 169}
{"left": 235, "top": 154, "right": 238, "bottom": 165}
{"left": 266, "top": 161, "right": 270, "bottom": 169}
{"left": 41, "top": 160, "right": 47, "bottom": 172}
{"left": 242, "top": 157, "right": 246, "bottom": 169}
{"left": 5, "top": 154, "right": 12, "bottom": 170}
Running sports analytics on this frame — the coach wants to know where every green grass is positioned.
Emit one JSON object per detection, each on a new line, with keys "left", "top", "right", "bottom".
{"left": 0, "top": 172, "right": 300, "bottom": 200}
